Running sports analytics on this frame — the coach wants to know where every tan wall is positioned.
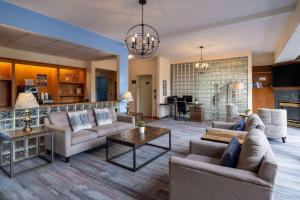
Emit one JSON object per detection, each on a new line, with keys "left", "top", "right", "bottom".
{"left": 88, "top": 58, "right": 118, "bottom": 101}
{"left": 0, "top": 47, "right": 87, "bottom": 68}
{"left": 252, "top": 53, "right": 274, "bottom": 66}
{"left": 129, "top": 57, "right": 158, "bottom": 117}
{"left": 157, "top": 57, "right": 171, "bottom": 118}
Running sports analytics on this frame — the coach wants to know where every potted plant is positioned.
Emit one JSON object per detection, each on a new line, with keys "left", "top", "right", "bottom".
{"left": 138, "top": 121, "right": 146, "bottom": 134}
{"left": 245, "top": 108, "right": 251, "bottom": 115}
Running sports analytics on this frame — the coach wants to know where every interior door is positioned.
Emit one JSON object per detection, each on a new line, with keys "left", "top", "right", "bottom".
{"left": 139, "top": 75, "right": 152, "bottom": 117}
{"left": 96, "top": 76, "right": 108, "bottom": 101}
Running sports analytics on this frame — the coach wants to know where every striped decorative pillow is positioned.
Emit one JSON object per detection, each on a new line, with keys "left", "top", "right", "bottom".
{"left": 67, "top": 110, "right": 92, "bottom": 132}
{"left": 94, "top": 108, "right": 112, "bottom": 126}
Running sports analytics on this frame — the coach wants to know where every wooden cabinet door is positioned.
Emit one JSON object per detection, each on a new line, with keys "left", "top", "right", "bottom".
{"left": 252, "top": 88, "right": 274, "bottom": 113}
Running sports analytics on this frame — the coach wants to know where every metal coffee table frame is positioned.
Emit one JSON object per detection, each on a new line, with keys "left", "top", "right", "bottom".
{"left": 0, "top": 131, "right": 54, "bottom": 178}
{"left": 106, "top": 130, "right": 171, "bottom": 172}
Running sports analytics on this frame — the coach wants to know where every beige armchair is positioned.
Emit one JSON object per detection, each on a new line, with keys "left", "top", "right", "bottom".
{"left": 169, "top": 129, "right": 277, "bottom": 200}
{"left": 257, "top": 108, "right": 287, "bottom": 143}
{"left": 209, "top": 113, "right": 265, "bottom": 133}
{"left": 226, "top": 104, "right": 242, "bottom": 122}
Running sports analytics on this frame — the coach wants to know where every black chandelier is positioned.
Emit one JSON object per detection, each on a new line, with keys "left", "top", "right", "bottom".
{"left": 125, "top": 0, "right": 160, "bottom": 59}
{"left": 195, "top": 46, "right": 209, "bottom": 73}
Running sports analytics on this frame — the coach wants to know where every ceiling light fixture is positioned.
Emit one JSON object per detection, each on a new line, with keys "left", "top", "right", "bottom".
{"left": 125, "top": 0, "right": 160, "bottom": 59}
{"left": 195, "top": 46, "right": 209, "bottom": 73}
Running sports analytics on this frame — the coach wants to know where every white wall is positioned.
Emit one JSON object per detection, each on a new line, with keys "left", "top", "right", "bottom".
{"left": 275, "top": 0, "right": 300, "bottom": 62}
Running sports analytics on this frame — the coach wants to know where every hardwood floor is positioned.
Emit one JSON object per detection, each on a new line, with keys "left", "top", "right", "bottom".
{"left": 0, "top": 119, "right": 299, "bottom": 200}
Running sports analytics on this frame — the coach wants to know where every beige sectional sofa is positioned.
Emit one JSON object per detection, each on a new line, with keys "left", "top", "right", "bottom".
{"left": 170, "top": 128, "right": 278, "bottom": 200}
{"left": 45, "top": 109, "right": 135, "bottom": 162}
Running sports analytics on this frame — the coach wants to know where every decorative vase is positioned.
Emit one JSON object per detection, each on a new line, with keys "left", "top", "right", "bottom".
{"left": 139, "top": 127, "right": 145, "bottom": 134}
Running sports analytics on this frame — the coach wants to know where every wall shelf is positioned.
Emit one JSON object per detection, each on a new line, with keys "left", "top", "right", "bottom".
{"left": 60, "top": 82, "right": 84, "bottom": 85}
{"left": 0, "top": 59, "right": 87, "bottom": 105}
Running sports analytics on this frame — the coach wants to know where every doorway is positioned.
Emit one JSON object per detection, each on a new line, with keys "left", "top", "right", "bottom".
{"left": 96, "top": 76, "right": 108, "bottom": 101}
{"left": 137, "top": 75, "right": 152, "bottom": 117}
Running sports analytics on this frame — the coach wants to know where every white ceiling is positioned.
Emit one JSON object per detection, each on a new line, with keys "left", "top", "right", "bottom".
{"left": 0, "top": 25, "right": 112, "bottom": 61}
{"left": 5, "top": 0, "right": 298, "bottom": 59}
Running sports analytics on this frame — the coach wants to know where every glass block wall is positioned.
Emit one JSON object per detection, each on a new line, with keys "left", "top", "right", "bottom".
{"left": 171, "top": 57, "right": 248, "bottom": 121}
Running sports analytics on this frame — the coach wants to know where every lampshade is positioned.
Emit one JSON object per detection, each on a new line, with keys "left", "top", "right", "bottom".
{"left": 122, "top": 91, "right": 133, "bottom": 102}
{"left": 232, "top": 82, "right": 244, "bottom": 90}
{"left": 15, "top": 92, "right": 39, "bottom": 109}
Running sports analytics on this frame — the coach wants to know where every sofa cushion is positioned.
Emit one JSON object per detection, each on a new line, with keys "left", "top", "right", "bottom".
{"left": 115, "top": 121, "right": 134, "bottom": 132}
{"left": 245, "top": 114, "right": 265, "bottom": 132}
{"left": 71, "top": 130, "right": 97, "bottom": 145}
{"left": 220, "top": 137, "right": 241, "bottom": 168}
{"left": 94, "top": 108, "right": 112, "bottom": 126}
{"left": 49, "top": 111, "right": 70, "bottom": 128}
{"left": 89, "top": 123, "right": 118, "bottom": 137}
{"left": 232, "top": 119, "right": 246, "bottom": 131}
{"left": 237, "top": 129, "right": 269, "bottom": 173}
{"left": 185, "top": 154, "right": 219, "bottom": 165}
{"left": 67, "top": 110, "right": 92, "bottom": 132}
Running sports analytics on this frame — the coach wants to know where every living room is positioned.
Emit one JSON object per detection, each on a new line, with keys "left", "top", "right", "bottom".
{"left": 0, "top": 0, "right": 299, "bottom": 200}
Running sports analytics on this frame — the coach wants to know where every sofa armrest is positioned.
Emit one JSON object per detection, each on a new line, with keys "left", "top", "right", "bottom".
{"left": 169, "top": 156, "right": 272, "bottom": 200}
{"left": 45, "top": 124, "right": 72, "bottom": 157}
{"left": 189, "top": 139, "right": 226, "bottom": 159}
{"left": 212, "top": 121, "right": 236, "bottom": 130}
{"left": 117, "top": 115, "right": 135, "bottom": 126}
{"left": 258, "top": 155, "right": 278, "bottom": 186}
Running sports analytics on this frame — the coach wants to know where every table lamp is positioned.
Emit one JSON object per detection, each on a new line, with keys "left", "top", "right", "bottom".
{"left": 15, "top": 92, "right": 39, "bottom": 132}
{"left": 122, "top": 91, "right": 133, "bottom": 115}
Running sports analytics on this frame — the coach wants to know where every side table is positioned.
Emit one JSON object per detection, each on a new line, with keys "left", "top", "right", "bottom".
{"left": 0, "top": 127, "right": 54, "bottom": 178}
{"left": 129, "top": 112, "right": 143, "bottom": 122}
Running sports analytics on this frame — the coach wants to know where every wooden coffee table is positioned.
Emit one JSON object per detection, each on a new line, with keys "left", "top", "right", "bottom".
{"left": 201, "top": 129, "right": 246, "bottom": 144}
{"left": 106, "top": 126, "right": 171, "bottom": 171}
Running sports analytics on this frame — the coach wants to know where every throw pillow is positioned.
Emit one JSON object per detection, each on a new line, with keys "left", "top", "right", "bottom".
{"left": 94, "top": 108, "right": 112, "bottom": 126}
{"left": 108, "top": 107, "right": 117, "bottom": 122}
{"left": 67, "top": 110, "right": 92, "bottom": 132}
{"left": 237, "top": 128, "right": 269, "bottom": 172}
{"left": 244, "top": 114, "right": 265, "bottom": 132}
{"left": 232, "top": 119, "right": 246, "bottom": 131}
{"left": 219, "top": 137, "right": 241, "bottom": 168}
